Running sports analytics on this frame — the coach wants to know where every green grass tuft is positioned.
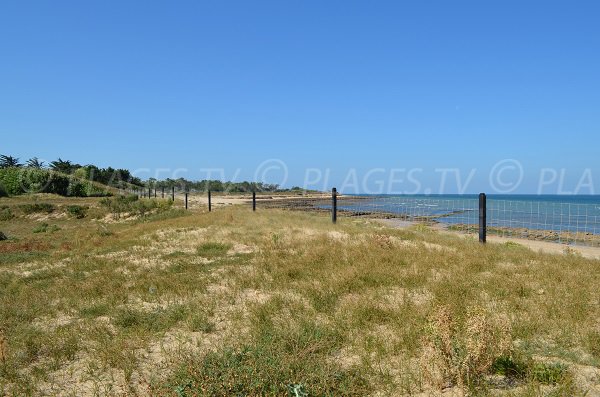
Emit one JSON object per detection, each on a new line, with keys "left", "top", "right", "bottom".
{"left": 196, "top": 242, "right": 231, "bottom": 258}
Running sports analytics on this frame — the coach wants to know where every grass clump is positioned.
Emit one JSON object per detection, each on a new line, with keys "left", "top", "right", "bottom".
{"left": 113, "top": 306, "right": 186, "bottom": 333}
{"left": 196, "top": 242, "right": 231, "bottom": 258}
{"left": 79, "top": 302, "right": 110, "bottom": 318}
{"left": 186, "top": 310, "right": 215, "bottom": 333}
{"left": 65, "top": 205, "right": 87, "bottom": 219}
{"left": 19, "top": 203, "right": 54, "bottom": 214}
{"left": 531, "top": 362, "right": 568, "bottom": 385}
{"left": 586, "top": 331, "right": 600, "bottom": 359}
{"left": 491, "top": 355, "right": 529, "bottom": 378}
{"left": 0, "top": 231, "right": 7, "bottom": 241}
{"left": 504, "top": 241, "right": 524, "bottom": 249}
{"left": 32, "top": 223, "right": 60, "bottom": 233}
{"left": 96, "top": 224, "right": 114, "bottom": 237}
{"left": 0, "top": 206, "right": 13, "bottom": 221}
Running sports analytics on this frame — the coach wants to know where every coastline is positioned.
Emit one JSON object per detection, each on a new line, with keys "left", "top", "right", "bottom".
{"left": 377, "top": 218, "right": 600, "bottom": 260}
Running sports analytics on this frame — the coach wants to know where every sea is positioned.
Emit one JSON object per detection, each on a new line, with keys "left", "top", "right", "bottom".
{"left": 339, "top": 195, "right": 600, "bottom": 234}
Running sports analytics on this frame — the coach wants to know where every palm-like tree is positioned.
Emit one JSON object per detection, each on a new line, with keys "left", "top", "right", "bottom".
{"left": 0, "top": 155, "right": 22, "bottom": 168}
{"left": 50, "top": 158, "right": 74, "bottom": 174}
{"left": 26, "top": 157, "right": 45, "bottom": 168}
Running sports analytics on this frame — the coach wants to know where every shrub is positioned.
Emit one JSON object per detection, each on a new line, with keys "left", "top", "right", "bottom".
{"left": 0, "top": 231, "right": 7, "bottom": 241}
{"left": 99, "top": 195, "right": 138, "bottom": 218}
{"left": 19, "top": 203, "right": 55, "bottom": 214}
{"left": 0, "top": 167, "right": 111, "bottom": 197}
{"left": 0, "top": 206, "right": 13, "bottom": 221}
{"left": 65, "top": 205, "right": 87, "bottom": 219}
{"left": 99, "top": 195, "right": 173, "bottom": 219}
{"left": 0, "top": 167, "right": 21, "bottom": 195}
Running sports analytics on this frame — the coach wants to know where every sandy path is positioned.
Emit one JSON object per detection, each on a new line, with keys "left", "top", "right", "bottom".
{"left": 377, "top": 219, "right": 600, "bottom": 260}
{"left": 172, "top": 193, "right": 331, "bottom": 208}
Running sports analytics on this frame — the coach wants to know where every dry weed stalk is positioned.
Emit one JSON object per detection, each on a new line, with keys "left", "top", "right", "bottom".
{"left": 0, "top": 327, "right": 7, "bottom": 364}
{"left": 420, "top": 305, "right": 512, "bottom": 391}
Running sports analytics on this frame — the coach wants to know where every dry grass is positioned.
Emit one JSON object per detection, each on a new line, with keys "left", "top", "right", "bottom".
{"left": 1, "top": 194, "right": 600, "bottom": 395}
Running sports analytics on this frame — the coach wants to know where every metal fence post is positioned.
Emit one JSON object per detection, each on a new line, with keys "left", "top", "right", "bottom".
{"left": 171, "top": 186, "right": 175, "bottom": 201}
{"left": 479, "top": 193, "right": 487, "bottom": 243}
{"left": 332, "top": 187, "right": 337, "bottom": 224}
{"left": 154, "top": 188, "right": 157, "bottom": 198}
{"left": 208, "top": 190, "right": 212, "bottom": 212}
{"left": 148, "top": 187, "right": 151, "bottom": 198}
{"left": 252, "top": 191, "right": 256, "bottom": 211}
{"left": 185, "top": 192, "right": 188, "bottom": 210}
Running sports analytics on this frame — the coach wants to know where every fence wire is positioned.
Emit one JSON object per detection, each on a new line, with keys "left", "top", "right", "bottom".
{"left": 125, "top": 190, "right": 600, "bottom": 248}
{"left": 487, "top": 200, "right": 600, "bottom": 247}
{"left": 259, "top": 195, "right": 600, "bottom": 248}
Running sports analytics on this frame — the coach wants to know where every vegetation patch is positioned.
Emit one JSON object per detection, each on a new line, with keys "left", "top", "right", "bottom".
{"left": 99, "top": 195, "right": 173, "bottom": 219}
{"left": 186, "top": 309, "right": 215, "bottom": 333}
{"left": 158, "top": 320, "right": 369, "bottom": 396}
{"left": 0, "top": 167, "right": 111, "bottom": 197}
{"left": 78, "top": 302, "right": 110, "bottom": 318}
{"left": 32, "top": 223, "right": 60, "bottom": 233}
{"left": 113, "top": 306, "right": 186, "bottom": 333}
{"left": 196, "top": 242, "right": 232, "bottom": 258}
{"left": 491, "top": 355, "right": 529, "bottom": 378}
{"left": 531, "top": 362, "right": 569, "bottom": 385}
{"left": 420, "top": 305, "right": 512, "bottom": 390}
{"left": 19, "top": 203, "right": 55, "bottom": 215}
{"left": 0, "top": 206, "right": 13, "bottom": 221}
{"left": 96, "top": 225, "right": 114, "bottom": 237}
{"left": 65, "top": 205, "right": 87, "bottom": 219}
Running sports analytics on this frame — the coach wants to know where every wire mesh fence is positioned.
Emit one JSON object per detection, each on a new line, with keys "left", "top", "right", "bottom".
{"left": 257, "top": 194, "right": 600, "bottom": 248}
{"left": 487, "top": 200, "right": 600, "bottom": 247}
{"left": 121, "top": 188, "right": 600, "bottom": 248}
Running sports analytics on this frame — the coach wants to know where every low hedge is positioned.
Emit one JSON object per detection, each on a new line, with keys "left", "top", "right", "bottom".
{"left": 0, "top": 167, "right": 111, "bottom": 197}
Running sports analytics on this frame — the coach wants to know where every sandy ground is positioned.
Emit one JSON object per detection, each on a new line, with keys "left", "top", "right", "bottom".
{"left": 484, "top": 235, "right": 600, "bottom": 259}
{"left": 378, "top": 219, "right": 600, "bottom": 260}
{"left": 175, "top": 193, "right": 331, "bottom": 208}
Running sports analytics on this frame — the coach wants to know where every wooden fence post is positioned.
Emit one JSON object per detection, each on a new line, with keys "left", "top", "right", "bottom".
{"left": 479, "top": 193, "right": 487, "bottom": 243}
{"left": 332, "top": 187, "right": 337, "bottom": 224}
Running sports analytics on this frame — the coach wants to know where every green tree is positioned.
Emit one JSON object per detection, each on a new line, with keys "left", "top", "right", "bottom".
{"left": 50, "top": 158, "right": 77, "bottom": 174}
{"left": 0, "top": 155, "right": 22, "bottom": 168}
{"left": 26, "top": 157, "right": 45, "bottom": 168}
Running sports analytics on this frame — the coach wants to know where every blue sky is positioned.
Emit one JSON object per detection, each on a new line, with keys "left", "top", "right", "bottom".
{"left": 1, "top": 1, "right": 599, "bottom": 193}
